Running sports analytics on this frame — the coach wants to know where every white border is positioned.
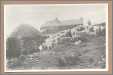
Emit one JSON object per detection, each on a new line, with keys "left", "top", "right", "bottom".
{"left": 4, "top": 3, "right": 108, "bottom": 72}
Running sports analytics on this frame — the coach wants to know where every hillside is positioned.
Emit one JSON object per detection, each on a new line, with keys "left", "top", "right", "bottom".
{"left": 7, "top": 33, "right": 105, "bottom": 69}
{"left": 7, "top": 23, "right": 106, "bottom": 69}
{"left": 6, "top": 24, "right": 47, "bottom": 59}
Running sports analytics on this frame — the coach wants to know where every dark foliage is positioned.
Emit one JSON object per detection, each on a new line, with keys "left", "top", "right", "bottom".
{"left": 6, "top": 37, "right": 21, "bottom": 59}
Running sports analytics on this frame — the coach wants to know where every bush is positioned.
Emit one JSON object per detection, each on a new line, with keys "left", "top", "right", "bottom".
{"left": 6, "top": 37, "right": 21, "bottom": 59}
{"left": 57, "top": 52, "right": 81, "bottom": 67}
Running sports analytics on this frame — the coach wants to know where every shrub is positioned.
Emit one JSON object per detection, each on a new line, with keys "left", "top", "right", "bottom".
{"left": 57, "top": 52, "right": 81, "bottom": 67}
{"left": 6, "top": 37, "right": 21, "bottom": 59}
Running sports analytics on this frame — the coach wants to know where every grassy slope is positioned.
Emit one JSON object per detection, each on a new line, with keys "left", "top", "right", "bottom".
{"left": 7, "top": 34, "right": 106, "bottom": 69}
{"left": 37, "top": 34, "right": 106, "bottom": 69}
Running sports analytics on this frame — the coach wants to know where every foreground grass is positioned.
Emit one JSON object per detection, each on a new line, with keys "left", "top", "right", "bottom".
{"left": 7, "top": 34, "right": 106, "bottom": 69}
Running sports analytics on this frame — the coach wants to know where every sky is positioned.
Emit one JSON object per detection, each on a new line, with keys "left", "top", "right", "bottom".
{"left": 4, "top": 4, "right": 108, "bottom": 37}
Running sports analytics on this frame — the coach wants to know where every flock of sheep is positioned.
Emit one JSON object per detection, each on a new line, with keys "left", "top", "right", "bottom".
{"left": 39, "top": 24, "right": 105, "bottom": 51}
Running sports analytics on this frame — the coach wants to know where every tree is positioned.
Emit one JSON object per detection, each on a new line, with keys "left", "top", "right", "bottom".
{"left": 6, "top": 37, "right": 21, "bottom": 59}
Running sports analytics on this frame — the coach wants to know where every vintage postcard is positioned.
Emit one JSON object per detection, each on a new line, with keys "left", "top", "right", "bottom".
{"left": 2, "top": 3, "right": 110, "bottom": 73}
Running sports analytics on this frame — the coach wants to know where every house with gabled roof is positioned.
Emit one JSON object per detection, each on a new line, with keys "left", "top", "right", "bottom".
{"left": 40, "top": 18, "right": 84, "bottom": 35}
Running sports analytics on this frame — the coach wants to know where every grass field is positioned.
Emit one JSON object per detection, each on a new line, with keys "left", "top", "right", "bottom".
{"left": 7, "top": 33, "right": 106, "bottom": 70}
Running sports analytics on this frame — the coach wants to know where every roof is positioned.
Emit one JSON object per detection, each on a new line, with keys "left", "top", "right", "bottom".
{"left": 41, "top": 18, "right": 83, "bottom": 28}
{"left": 41, "top": 18, "right": 62, "bottom": 27}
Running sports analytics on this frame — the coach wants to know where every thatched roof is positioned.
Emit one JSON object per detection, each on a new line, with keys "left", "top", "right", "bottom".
{"left": 41, "top": 18, "right": 83, "bottom": 29}
{"left": 42, "top": 18, "right": 62, "bottom": 27}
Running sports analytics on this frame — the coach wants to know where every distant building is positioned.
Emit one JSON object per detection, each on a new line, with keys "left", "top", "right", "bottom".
{"left": 85, "top": 22, "right": 106, "bottom": 35}
{"left": 92, "top": 22, "right": 106, "bottom": 33}
{"left": 40, "top": 18, "right": 84, "bottom": 35}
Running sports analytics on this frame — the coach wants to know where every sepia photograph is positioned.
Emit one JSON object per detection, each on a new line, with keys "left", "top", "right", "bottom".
{"left": 4, "top": 3, "right": 108, "bottom": 72}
